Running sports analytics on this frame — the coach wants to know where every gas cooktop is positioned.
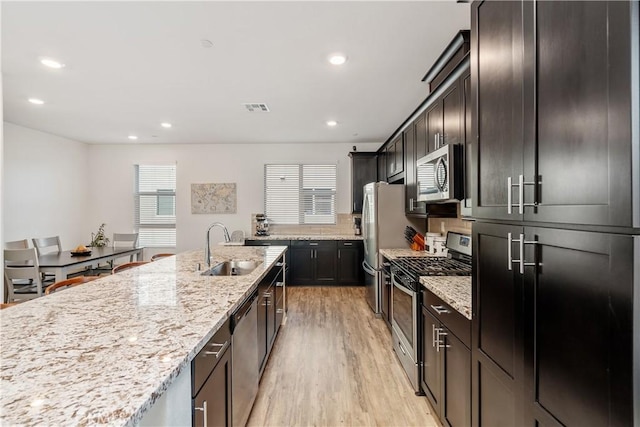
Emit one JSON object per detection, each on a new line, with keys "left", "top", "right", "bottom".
{"left": 392, "top": 256, "right": 471, "bottom": 278}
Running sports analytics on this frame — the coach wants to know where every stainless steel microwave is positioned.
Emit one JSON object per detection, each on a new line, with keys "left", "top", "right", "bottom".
{"left": 416, "top": 143, "right": 464, "bottom": 203}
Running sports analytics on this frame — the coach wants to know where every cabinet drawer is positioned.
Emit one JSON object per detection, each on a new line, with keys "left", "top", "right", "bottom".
{"left": 192, "top": 317, "right": 231, "bottom": 397}
{"left": 423, "top": 289, "right": 470, "bottom": 348}
{"left": 290, "top": 240, "right": 336, "bottom": 249}
{"left": 244, "top": 240, "right": 289, "bottom": 246}
{"left": 337, "top": 240, "right": 361, "bottom": 249}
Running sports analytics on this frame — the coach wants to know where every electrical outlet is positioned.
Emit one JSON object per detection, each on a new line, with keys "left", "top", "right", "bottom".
{"left": 440, "top": 221, "right": 446, "bottom": 233}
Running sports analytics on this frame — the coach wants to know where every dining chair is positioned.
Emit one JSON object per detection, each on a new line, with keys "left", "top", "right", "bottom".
{"left": 112, "top": 261, "right": 149, "bottom": 274}
{"left": 0, "top": 302, "right": 19, "bottom": 309}
{"left": 32, "top": 236, "right": 62, "bottom": 256}
{"left": 4, "top": 248, "right": 43, "bottom": 302}
{"left": 31, "top": 236, "right": 62, "bottom": 283}
{"left": 112, "top": 233, "right": 139, "bottom": 262}
{"left": 5, "top": 239, "right": 29, "bottom": 249}
{"left": 45, "top": 276, "right": 100, "bottom": 295}
{"left": 150, "top": 253, "right": 174, "bottom": 261}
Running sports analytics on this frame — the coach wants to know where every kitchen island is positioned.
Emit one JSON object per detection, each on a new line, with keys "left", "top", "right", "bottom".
{"left": 0, "top": 246, "right": 287, "bottom": 426}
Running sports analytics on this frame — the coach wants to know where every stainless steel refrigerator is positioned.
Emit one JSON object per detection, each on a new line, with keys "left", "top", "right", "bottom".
{"left": 362, "top": 182, "right": 414, "bottom": 314}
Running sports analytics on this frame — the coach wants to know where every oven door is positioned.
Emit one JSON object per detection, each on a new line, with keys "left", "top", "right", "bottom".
{"left": 391, "top": 270, "right": 421, "bottom": 393}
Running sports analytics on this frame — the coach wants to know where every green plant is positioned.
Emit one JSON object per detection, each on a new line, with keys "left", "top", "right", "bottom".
{"left": 90, "top": 223, "right": 110, "bottom": 247}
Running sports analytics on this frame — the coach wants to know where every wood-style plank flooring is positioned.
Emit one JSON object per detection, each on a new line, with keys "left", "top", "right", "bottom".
{"left": 248, "top": 286, "right": 438, "bottom": 427}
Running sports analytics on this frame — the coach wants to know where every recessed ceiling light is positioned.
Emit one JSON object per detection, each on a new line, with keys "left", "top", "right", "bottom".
{"left": 28, "top": 98, "right": 45, "bottom": 105}
{"left": 328, "top": 54, "right": 347, "bottom": 65}
{"left": 326, "top": 120, "right": 338, "bottom": 127}
{"left": 161, "top": 122, "right": 172, "bottom": 128}
{"left": 40, "top": 58, "right": 65, "bottom": 69}
{"left": 128, "top": 135, "right": 138, "bottom": 140}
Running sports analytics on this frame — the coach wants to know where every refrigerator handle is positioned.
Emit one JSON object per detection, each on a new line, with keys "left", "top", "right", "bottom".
{"left": 362, "top": 260, "right": 377, "bottom": 276}
{"left": 362, "top": 191, "right": 369, "bottom": 257}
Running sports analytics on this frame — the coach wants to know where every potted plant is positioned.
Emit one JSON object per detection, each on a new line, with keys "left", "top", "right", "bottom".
{"left": 90, "top": 223, "right": 110, "bottom": 247}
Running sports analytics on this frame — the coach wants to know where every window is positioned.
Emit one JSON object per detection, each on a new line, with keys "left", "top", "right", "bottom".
{"left": 135, "top": 164, "right": 176, "bottom": 247}
{"left": 264, "top": 164, "right": 336, "bottom": 224}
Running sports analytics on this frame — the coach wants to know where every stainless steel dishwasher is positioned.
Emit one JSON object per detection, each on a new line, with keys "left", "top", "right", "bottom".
{"left": 231, "top": 290, "right": 259, "bottom": 427}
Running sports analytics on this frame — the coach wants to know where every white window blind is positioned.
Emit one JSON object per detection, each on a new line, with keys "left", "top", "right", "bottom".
{"left": 265, "top": 164, "right": 337, "bottom": 225}
{"left": 134, "top": 165, "right": 176, "bottom": 247}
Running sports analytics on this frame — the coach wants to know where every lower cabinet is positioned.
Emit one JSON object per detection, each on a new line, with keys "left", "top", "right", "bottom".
{"left": 472, "top": 222, "right": 636, "bottom": 426}
{"left": 289, "top": 241, "right": 337, "bottom": 285}
{"left": 192, "top": 318, "right": 232, "bottom": 427}
{"left": 421, "top": 290, "right": 471, "bottom": 427}
{"left": 337, "top": 240, "right": 364, "bottom": 285}
{"left": 258, "top": 256, "right": 285, "bottom": 373}
{"left": 380, "top": 259, "right": 392, "bottom": 328}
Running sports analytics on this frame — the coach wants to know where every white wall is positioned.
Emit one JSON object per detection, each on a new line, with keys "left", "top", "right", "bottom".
{"left": 88, "top": 142, "right": 380, "bottom": 252}
{"left": 3, "top": 123, "right": 91, "bottom": 248}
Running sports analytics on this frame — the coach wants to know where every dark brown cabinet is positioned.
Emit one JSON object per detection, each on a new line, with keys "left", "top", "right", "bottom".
{"left": 336, "top": 240, "right": 364, "bottom": 285}
{"left": 421, "top": 290, "right": 471, "bottom": 427}
{"left": 192, "top": 318, "right": 232, "bottom": 427}
{"left": 349, "top": 152, "right": 377, "bottom": 214}
{"left": 377, "top": 152, "right": 386, "bottom": 182}
{"left": 472, "top": 222, "right": 636, "bottom": 427}
{"left": 289, "top": 241, "right": 337, "bottom": 285}
{"left": 257, "top": 257, "right": 285, "bottom": 372}
{"left": 472, "top": 0, "right": 637, "bottom": 227}
{"left": 460, "top": 69, "right": 472, "bottom": 217}
{"left": 386, "top": 135, "right": 404, "bottom": 181}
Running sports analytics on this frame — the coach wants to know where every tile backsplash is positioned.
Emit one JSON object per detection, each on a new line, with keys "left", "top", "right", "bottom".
{"left": 250, "top": 213, "right": 360, "bottom": 237}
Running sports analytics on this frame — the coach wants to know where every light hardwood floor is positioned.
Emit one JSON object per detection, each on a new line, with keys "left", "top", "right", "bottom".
{"left": 247, "top": 286, "right": 438, "bottom": 427}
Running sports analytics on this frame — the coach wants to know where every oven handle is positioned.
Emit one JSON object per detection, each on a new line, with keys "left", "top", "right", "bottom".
{"left": 391, "top": 274, "right": 414, "bottom": 296}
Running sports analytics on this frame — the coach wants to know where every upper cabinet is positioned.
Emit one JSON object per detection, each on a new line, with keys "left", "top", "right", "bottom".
{"left": 471, "top": 0, "right": 639, "bottom": 228}
{"left": 349, "top": 152, "right": 377, "bottom": 214}
{"left": 386, "top": 135, "right": 404, "bottom": 182}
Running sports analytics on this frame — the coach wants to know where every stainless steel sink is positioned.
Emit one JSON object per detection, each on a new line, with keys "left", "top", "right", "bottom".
{"left": 201, "top": 260, "right": 262, "bottom": 276}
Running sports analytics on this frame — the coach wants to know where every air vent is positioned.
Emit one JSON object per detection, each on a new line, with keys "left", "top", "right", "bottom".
{"left": 242, "top": 103, "right": 270, "bottom": 112}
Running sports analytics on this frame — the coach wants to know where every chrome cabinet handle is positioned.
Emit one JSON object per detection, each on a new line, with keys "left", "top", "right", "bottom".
{"left": 430, "top": 304, "right": 450, "bottom": 315}
{"left": 409, "top": 198, "right": 414, "bottom": 211}
{"left": 275, "top": 281, "right": 284, "bottom": 287}
{"left": 263, "top": 291, "right": 273, "bottom": 298}
{"left": 508, "top": 175, "right": 537, "bottom": 214}
{"left": 432, "top": 323, "right": 437, "bottom": 348}
{"left": 275, "top": 262, "right": 284, "bottom": 267}
{"left": 508, "top": 232, "right": 538, "bottom": 274}
{"left": 309, "top": 242, "right": 319, "bottom": 246}
{"left": 343, "top": 242, "right": 353, "bottom": 246}
{"left": 204, "top": 341, "right": 229, "bottom": 359}
{"left": 195, "top": 400, "right": 208, "bottom": 427}
{"left": 435, "top": 328, "right": 450, "bottom": 352}
{"left": 276, "top": 308, "right": 284, "bottom": 314}
{"left": 398, "top": 341, "right": 407, "bottom": 355}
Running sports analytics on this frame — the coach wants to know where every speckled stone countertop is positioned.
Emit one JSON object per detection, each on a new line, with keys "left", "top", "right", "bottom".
{"left": 420, "top": 276, "right": 472, "bottom": 320}
{"left": 0, "top": 246, "right": 286, "bottom": 426}
{"left": 380, "top": 248, "right": 471, "bottom": 320}
{"left": 250, "top": 234, "right": 363, "bottom": 241}
{"left": 379, "top": 248, "right": 436, "bottom": 259}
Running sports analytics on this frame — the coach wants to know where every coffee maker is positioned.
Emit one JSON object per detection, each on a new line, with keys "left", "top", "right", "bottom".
{"left": 353, "top": 217, "right": 362, "bottom": 236}
{"left": 255, "top": 214, "right": 270, "bottom": 236}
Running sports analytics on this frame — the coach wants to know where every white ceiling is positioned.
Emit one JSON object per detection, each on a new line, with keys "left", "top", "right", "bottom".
{"left": 2, "top": 1, "right": 470, "bottom": 145}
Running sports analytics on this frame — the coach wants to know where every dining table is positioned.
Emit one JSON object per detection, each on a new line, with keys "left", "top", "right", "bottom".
{"left": 38, "top": 246, "right": 144, "bottom": 282}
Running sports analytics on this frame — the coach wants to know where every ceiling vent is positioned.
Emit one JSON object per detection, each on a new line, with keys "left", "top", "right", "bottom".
{"left": 243, "top": 103, "right": 270, "bottom": 112}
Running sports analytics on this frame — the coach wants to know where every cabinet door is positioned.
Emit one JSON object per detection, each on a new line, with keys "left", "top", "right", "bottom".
{"left": 289, "top": 247, "right": 314, "bottom": 285}
{"left": 415, "top": 113, "right": 428, "bottom": 160}
{"left": 472, "top": 221, "right": 524, "bottom": 427}
{"left": 266, "top": 284, "right": 276, "bottom": 349}
{"left": 404, "top": 125, "right": 416, "bottom": 214}
{"left": 377, "top": 152, "right": 386, "bottom": 182}
{"left": 394, "top": 134, "right": 404, "bottom": 174}
{"left": 193, "top": 345, "right": 232, "bottom": 427}
{"left": 421, "top": 306, "right": 442, "bottom": 417}
{"left": 443, "top": 331, "right": 471, "bottom": 427}
{"left": 442, "top": 81, "right": 461, "bottom": 146}
{"left": 471, "top": 0, "right": 525, "bottom": 222}
{"left": 386, "top": 139, "right": 397, "bottom": 177}
{"left": 426, "top": 101, "right": 443, "bottom": 154}
{"left": 523, "top": 227, "right": 634, "bottom": 427}
{"left": 337, "top": 241, "right": 362, "bottom": 285}
{"left": 350, "top": 154, "right": 377, "bottom": 214}
{"left": 314, "top": 245, "right": 337, "bottom": 284}
{"left": 461, "top": 70, "right": 473, "bottom": 216}
{"left": 522, "top": 1, "right": 635, "bottom": 227}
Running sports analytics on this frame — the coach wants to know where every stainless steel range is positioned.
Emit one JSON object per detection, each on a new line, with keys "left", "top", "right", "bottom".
{"left": 390, "top": 231, "right": 471, "bottom": 394}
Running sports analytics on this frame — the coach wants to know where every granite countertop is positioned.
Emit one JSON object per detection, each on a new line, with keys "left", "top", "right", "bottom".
{"left": 0, "top": 246, "right": 287, "bottom": 426}
{"left": 250, "top": 234, "right": 363, "bottom": 241}
{"left": 419, "top": 276, "right": 472, "bottom": 320}
{"left": 379, "top": 248, "right": 437, "bottom": 259}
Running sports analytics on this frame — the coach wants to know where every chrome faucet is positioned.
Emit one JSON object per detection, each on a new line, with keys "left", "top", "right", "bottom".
{"left": 205, "top": 222, "right": 231, "bottom": 266}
